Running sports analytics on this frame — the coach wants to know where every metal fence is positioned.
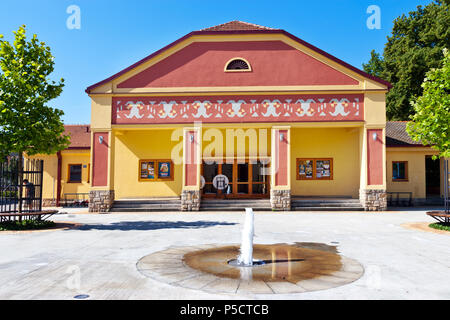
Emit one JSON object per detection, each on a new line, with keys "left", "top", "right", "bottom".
{"left": 0, "top": 156, "right": 43, "bottom": 213}
{"left": 445, "top": 159, "right": 449, "bottom": 215}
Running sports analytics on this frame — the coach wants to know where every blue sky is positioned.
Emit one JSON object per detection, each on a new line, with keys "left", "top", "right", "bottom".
{"left": 0, "top": 0, "right": 431, "bottom": 124}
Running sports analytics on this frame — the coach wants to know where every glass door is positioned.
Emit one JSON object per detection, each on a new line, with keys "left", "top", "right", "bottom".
{"left": 201, "top": 159, "right": 269, "bottom": 198}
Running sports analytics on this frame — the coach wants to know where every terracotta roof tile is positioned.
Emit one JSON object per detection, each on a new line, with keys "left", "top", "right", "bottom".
{"left": 200, "top": 20, "right": 278, "bottom": 32}
{"left": 386, "top": 121, "right": 423, "bottom": 147}
{"left": 64, "top": 125, "right": 91, "bottom": 149}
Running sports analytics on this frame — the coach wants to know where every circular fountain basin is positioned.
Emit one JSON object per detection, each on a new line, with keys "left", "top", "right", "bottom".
{"left": 137, "top": 243, "right": 364, "bottom": 294}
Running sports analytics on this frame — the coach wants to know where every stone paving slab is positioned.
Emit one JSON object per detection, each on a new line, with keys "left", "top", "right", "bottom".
{"left": 0, "top": 209, "right": 449, "bottom": 299}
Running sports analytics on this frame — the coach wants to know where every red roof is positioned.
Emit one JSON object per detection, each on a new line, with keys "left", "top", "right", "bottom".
{"left": 86, "top": 21, "right": 392, "bottom": 93}
{"left": 64, "top": 125, "right": 90, "bottom": 149}
{"left": 386, "top": 121, "right": 423, "bottom": 147}
{"left": 200, "top": 20, "right": 278, "bottom": 31}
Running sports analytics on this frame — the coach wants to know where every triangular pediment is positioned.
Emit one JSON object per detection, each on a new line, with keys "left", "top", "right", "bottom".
{"left": 117, "top": 40, "right": 360, "bottom": 89}
{"left": 86, "top": 23, "right": 390, "bottom": 94}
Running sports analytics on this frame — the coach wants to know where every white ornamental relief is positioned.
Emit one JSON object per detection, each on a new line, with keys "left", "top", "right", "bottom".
{"left": 295, "top": 99, "right": 316, "bottom": 117}
{"left": 192, "top": 101, "right": 213, "bottom": 118}
{"left": 226, "top": 100, "right": 246, "bottom": 118}
{"left": 158, "top": 101, "right": 177, "bottom": 119}
{"left": 125, "top": 101, "right": 144, "bottom": 119}
{"left": 261, "top": 100, "right": 282, "bottom": 117}
{"left": 329, "top": 99, "right": 350, "bottom": 117}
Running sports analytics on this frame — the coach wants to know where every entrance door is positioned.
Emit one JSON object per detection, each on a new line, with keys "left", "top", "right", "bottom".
{"left": 426, "top": 156, "right": 440, "bottom": 196}
{"left": 202, "top": 159, "right": 269, "bottom": 198}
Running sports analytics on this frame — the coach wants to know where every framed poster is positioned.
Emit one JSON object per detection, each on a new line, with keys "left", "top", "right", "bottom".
{"left": 140, "top": 161, "right": 155, "bottom": 180}
{"left": 158, "top": 161, "right": 172, "bottom": 179}
{"left": 297, "top": 159, "right": 314, "bottom": 180}
{"left": 316, "top": 159, "right": 332, "bottom": 180}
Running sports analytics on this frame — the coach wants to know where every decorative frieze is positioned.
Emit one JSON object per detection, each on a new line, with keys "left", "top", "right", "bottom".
{"left": 112, "top": 95, "right": 364, "bottom": 124}
{"left": 270, "top": 189, "right": 291, "bottom": 211}
{"left": 89, "top": 190, "right": 115, "bottom": 213}
{"left": 360, "top": 189, "right": 387, "bottom": 211}
{"left": 181, "top": 190, "right": 201, "bottom": 211}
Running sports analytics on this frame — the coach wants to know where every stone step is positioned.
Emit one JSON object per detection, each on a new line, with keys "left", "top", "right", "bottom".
{"left": 200, "top": 206, "right": 273, "bottom": 211}
{"left": 291, "top": 202, "right": 363, "bottom": 207}
{"left": 291, "top": 199, "right": 360, "bottom": 203}
{"left": 292, "top": 206, "right": 364, "bottom": 211}
{"left": 114, "top": 200, "right": 180, "bottom": 205}
{"left": 110, "top": 207, "right": 181, "bottom": 212}
{"left": 113, "top": 202, "right": 181, "bottom": 208}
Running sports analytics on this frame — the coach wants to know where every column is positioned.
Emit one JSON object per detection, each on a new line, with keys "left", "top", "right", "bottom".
{"left": 359, "top": 127, "right": 387, "bottom": 211}
{"left": 89, "top": 130, "right": 115, "bottom": 212}
{"left": 270, "top": 127, "right": 291, "bottom": 211}
{"left": 181, "top": 127, "right": 201, "bottom": 211}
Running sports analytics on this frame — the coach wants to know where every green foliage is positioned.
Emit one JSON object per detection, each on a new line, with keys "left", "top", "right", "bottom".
{"left": 406, "top": 49, "right": 450, "bottom": 158}
{"left": 0, "top": 219, "right": 55, "bottom": 231}
{"left": 0, "top": 25, "right": 70, "bottom": 159}
{"left": 363, "top": 0, "right": 450, "bottom": 120}
{"left": 362, "top": 50, "right": 384, "bottom": 78}
{"left": 429, "top": 222, "right": 450, "bottom": 231}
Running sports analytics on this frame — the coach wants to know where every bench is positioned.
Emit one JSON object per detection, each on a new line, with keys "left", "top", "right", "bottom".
{"left": 0, "top": 210, "right": 58, "bottom": 222}
{"left": 387, "top": 192, "right": 413, "bottom": 207}
{"left": 63, "top": 193, "right": 89, "bottom": 207}
{"left": 427, "top": 211, "right": 450, "bottom": 224}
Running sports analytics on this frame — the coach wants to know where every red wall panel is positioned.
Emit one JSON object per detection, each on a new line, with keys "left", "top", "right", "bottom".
{"left": 185, "top": 130, "right": 198, "bottom": 187}
{"left": 275, "top": 130, "right": 288, "bottom": 186}
{"left": 92, "top": 132, "right": 109, "bottom": 187}
{"left": 367, "top": 129, "right": 383, "bottom": 185}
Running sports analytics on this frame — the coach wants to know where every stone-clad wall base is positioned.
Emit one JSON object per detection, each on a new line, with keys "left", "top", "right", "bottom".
{"left": 360, "top": 189, "right": 387, "bottom": 211}
{"left": 89, "top": 190, "right": 115, "bottom": 213}
{"left": 181, "top": 190, "right": 200, "bottom": 211}
{"left": 270, "top": 190, "right": 291, "bottom": 211}
{"left": 42, "top": 199, "right": 57, "bottom": 207}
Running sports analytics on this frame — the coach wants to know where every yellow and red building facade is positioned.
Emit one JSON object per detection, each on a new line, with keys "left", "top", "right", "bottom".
{"left": 28, "top": 21, "right": 447, "bottom": 211}
{"left": 85, "top": 21, "right": 394, "bottom": 212}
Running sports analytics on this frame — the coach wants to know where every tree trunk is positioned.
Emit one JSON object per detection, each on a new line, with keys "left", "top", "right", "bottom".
{"left": 18, "top": 152, "right": 23, "bottom": 213}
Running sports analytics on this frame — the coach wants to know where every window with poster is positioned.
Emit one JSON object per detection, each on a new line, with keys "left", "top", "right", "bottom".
{"left": 296, "top": 158, "right": 333, "bottom": 180}
{"left": 139, "top": 159, "right": 174, "bottom": 181}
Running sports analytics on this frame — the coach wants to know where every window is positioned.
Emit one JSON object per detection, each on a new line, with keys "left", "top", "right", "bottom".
{"left": 392, "top": 161, "right": 408, "bottom": 181}
{"left": 225, "top": 58, "right": 251, "bottom": 72}
{"left": 297, "top": 158, "right": 333, "bottom": 180}
{"left": 139, "top": 160, "right": 174, "bottom": 181}
{"left": 68, "top": 164, "right": 82, "bottom": 183}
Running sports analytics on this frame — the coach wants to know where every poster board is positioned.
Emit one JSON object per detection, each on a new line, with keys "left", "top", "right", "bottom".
{"left": 296, "top": 158, "right": 333, "bottom": 180}
{"left": 139, "top": 160, "right": 174, "bottom": 181}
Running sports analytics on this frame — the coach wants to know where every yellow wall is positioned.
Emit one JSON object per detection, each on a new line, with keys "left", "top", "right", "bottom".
{"left": 25, "top": 154, "right": 58, "bottom": 200}
{"left": 26, "top": 150, "right": 91, "bottom": 201}
{"left": 60, "top": 150, "right": 91, "bottom": 197}
{"left": 113, "top": 129, "right": 183, "bottom": 198}
{"left": 291, "top": 127, "right": 361, "bottom": 198}
{"left": 386, "top": 148, "right": 441, "bottom": 199}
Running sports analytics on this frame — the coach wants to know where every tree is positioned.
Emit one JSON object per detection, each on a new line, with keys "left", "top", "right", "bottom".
{"left": 363, "top": 0, "right": 450, "bottom": 120}
{"left": 362, "top": 50, "right": 384, "bottom": 78}
{"left": 406, "top": 48, "right": 450, "bottom": 159}
{"left": 0, "top": 25, "right": 70, "bottom": 160}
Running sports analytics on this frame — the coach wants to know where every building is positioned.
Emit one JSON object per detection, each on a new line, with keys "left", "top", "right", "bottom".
{"left": 29, "top": 21, "right": 447, "bottom": 211}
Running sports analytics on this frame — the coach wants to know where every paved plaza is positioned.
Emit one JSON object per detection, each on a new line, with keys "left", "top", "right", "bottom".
{"left": 0, "top": 208, "right": 448, "bottom": 300}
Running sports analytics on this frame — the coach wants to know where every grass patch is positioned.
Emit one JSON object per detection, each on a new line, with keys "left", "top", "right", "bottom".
{"left": 0, "top": 219, "right": 55, "bottom": 231}
{"left": 429, "top": 223, "right": 450, "bottom": 232}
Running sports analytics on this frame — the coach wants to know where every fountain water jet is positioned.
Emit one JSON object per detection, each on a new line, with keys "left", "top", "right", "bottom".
{"left": 237, "top": 208, "right": 255, "bottom": 266}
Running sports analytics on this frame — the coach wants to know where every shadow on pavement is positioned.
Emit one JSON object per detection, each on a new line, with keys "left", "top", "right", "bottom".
{"left": 76, "top": 220, "right": 237, "bottom": 231}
